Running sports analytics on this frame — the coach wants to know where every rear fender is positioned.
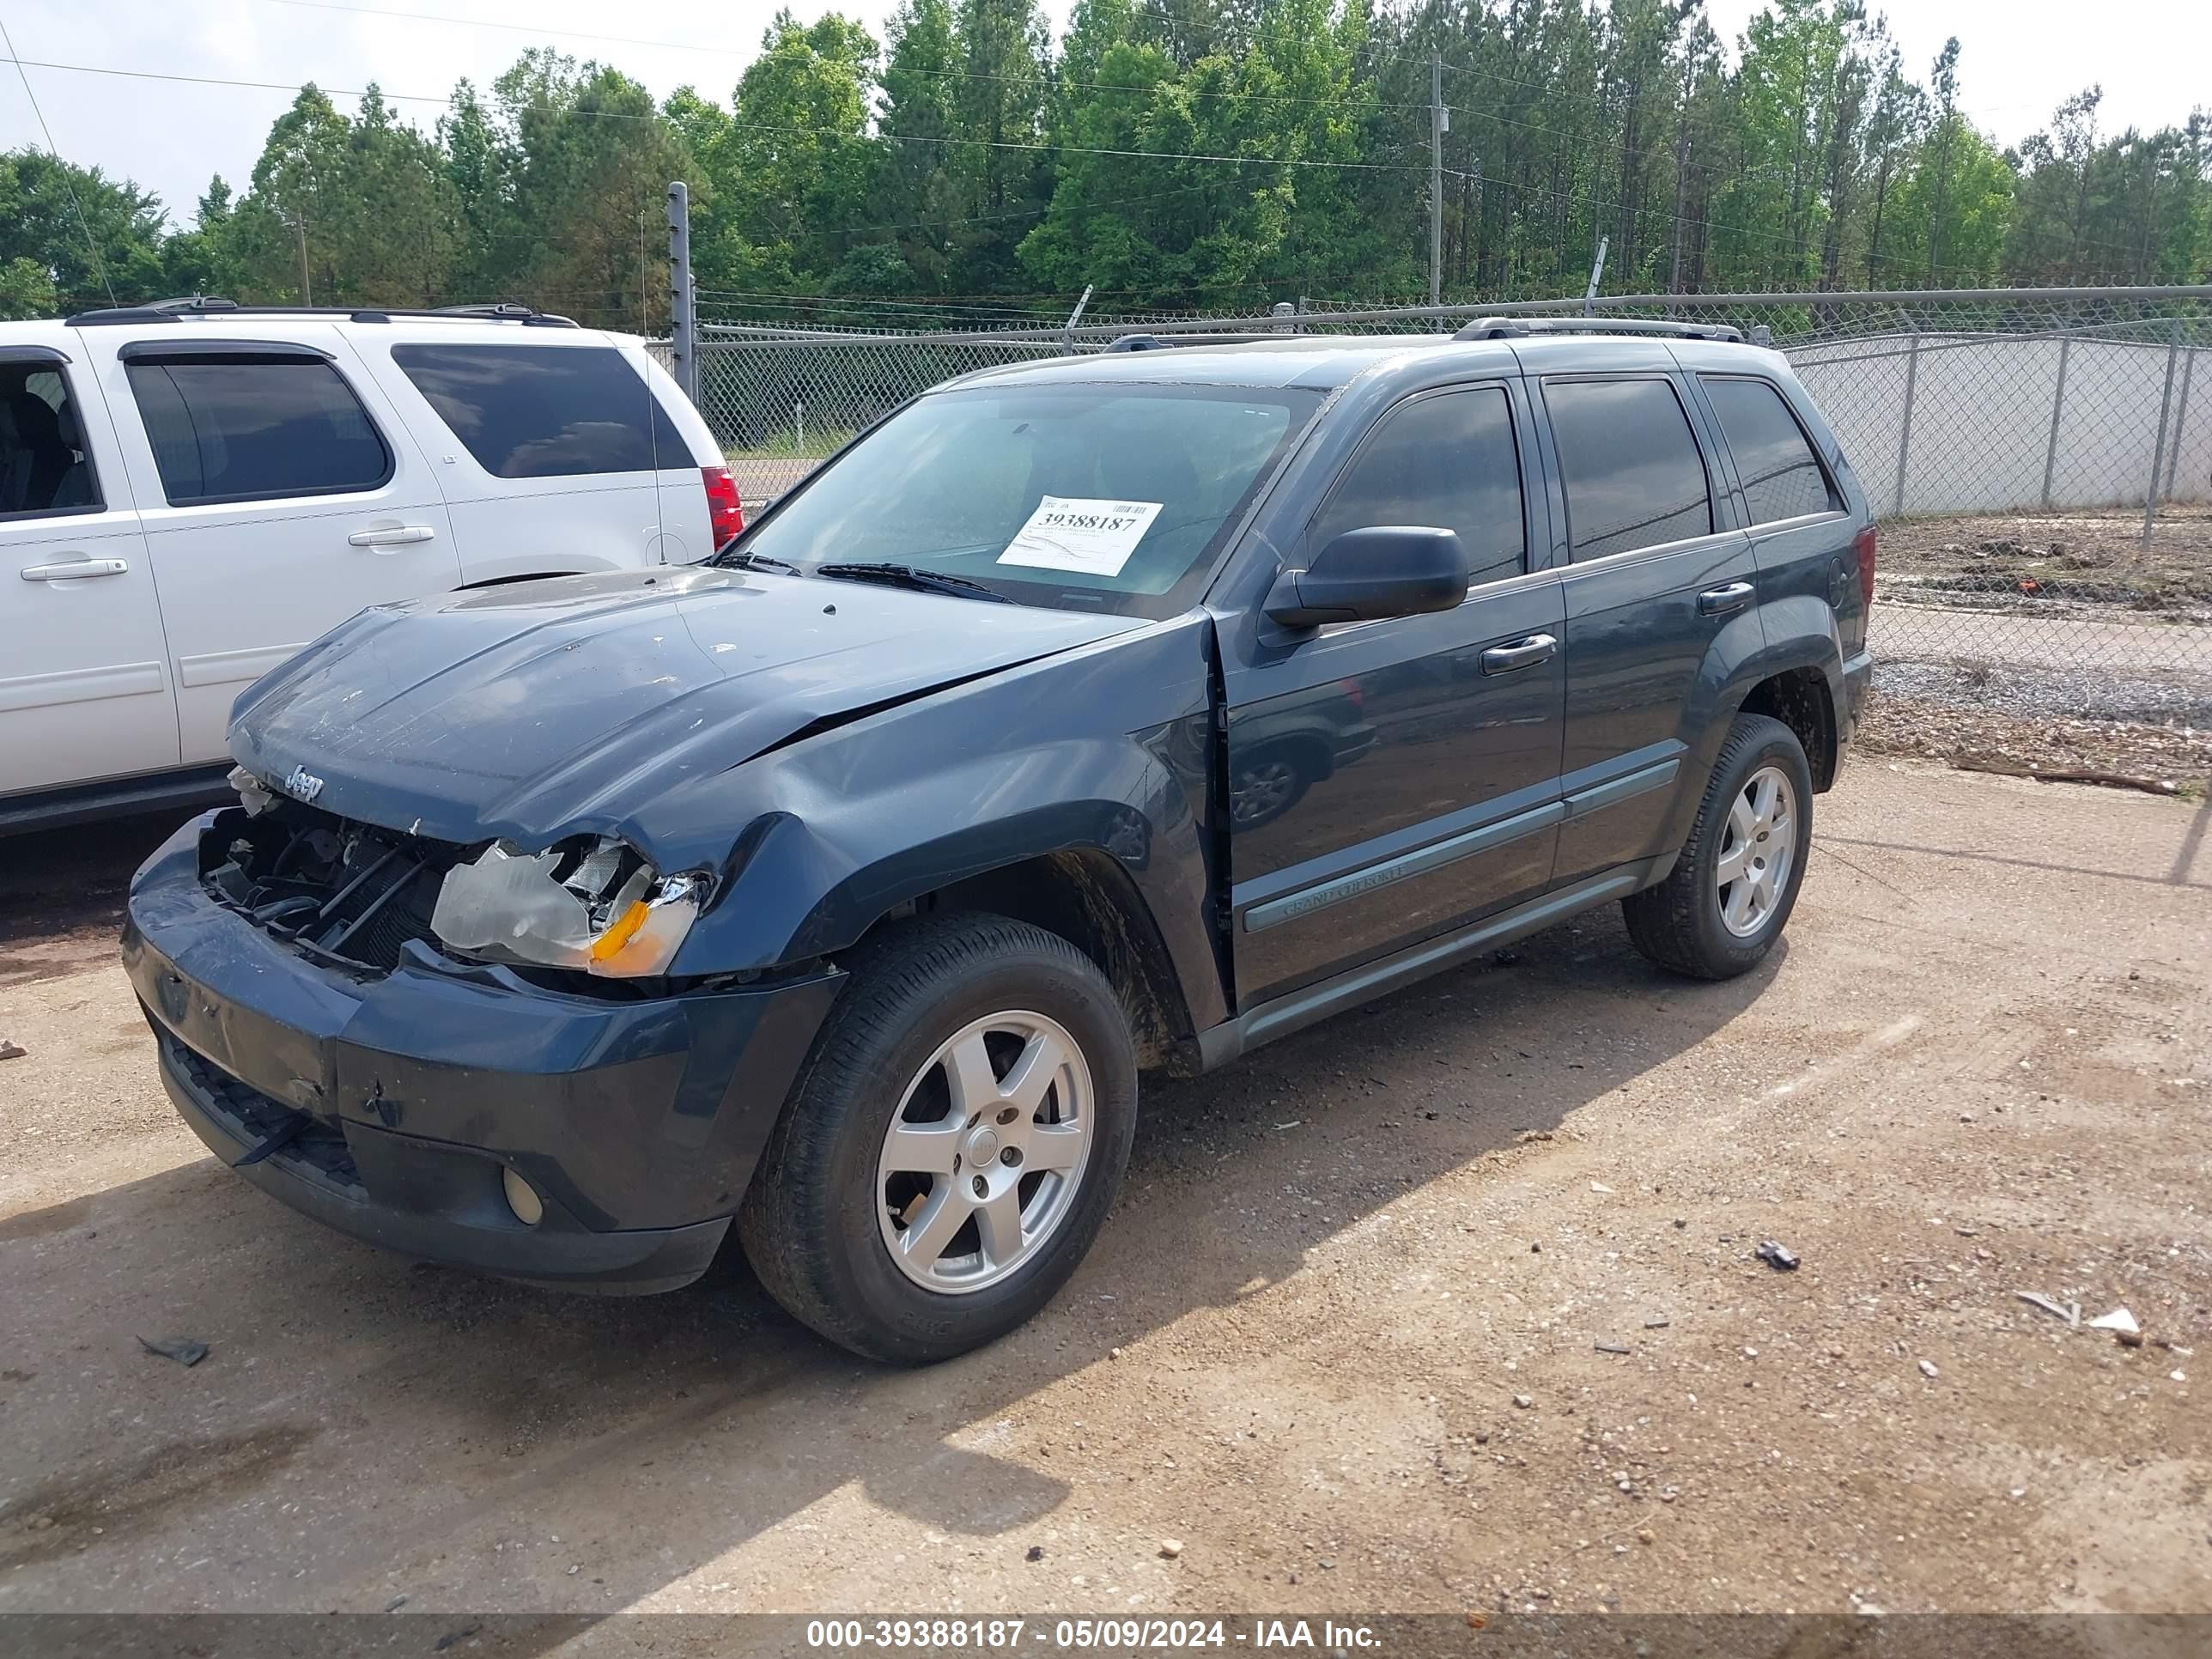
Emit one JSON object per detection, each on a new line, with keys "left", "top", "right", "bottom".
{"left": 1660, "top": 594, "right": 1844, "bottom": 848}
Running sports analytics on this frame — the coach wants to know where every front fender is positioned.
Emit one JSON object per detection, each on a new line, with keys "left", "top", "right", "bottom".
{"left": 657, "top": 616, "right": 1228, "bottom": 1033}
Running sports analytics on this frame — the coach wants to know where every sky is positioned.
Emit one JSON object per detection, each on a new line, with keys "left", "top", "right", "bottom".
{"left": 2, "top": 0, "right": 2208, "bottom": 234}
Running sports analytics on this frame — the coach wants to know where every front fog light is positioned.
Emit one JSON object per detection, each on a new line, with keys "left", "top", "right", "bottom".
{"left": 502, "top": 1166, "right": 544, "bottom": 1226}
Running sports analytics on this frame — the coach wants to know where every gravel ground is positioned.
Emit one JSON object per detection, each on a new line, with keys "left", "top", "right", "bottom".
{"left": 1856, "top": 663, "right": 2212, "bottom": 790}
{"left": 1, "top": 763, "right": 2208, "bottom": 1629}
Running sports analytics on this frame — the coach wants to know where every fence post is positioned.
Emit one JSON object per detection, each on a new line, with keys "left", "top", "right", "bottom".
{"left": 2039, "top": 331, "right": 2071, "bottom": 510}
{"left": 2162, "top": 344, "right": 2196, "bottom": 502}
{"left": 1892, "top": 331, "right": 1922, "bottom": 519}
{"left": 666, "top": 181, "right": 698, "bottom": 404}
{"left": 2142, "top": 319, "right": 2182, "bottom": 546}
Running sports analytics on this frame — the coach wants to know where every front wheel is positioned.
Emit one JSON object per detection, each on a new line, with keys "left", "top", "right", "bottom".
{"left": 738, "top": 913, "right": 1137, "bottom": 1363}
{"left": 1622, "top": 712, "right": 1814, "bottom": 980}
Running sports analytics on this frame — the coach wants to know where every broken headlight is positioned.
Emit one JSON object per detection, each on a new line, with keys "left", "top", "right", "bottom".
{"left": 428, "top": 836, "right": 702, "bottom": 978}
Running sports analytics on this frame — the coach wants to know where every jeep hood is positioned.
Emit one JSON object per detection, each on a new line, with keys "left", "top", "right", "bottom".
{"left": 229, "top": 566, "right": 1139, "bottom": 848}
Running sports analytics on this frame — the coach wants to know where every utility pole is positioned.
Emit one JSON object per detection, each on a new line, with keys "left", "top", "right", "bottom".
{"left": 1668, "top": 58, "right": 1692, "bottom": 297}
{"left": 291, "top": 216, "right": 311, "bottom": 307}
{"left": 1429, "top": 54, "right": 1446, "bottom": 307}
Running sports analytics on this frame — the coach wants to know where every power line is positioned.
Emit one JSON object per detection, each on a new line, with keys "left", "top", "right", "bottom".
{"left": 0, "top": 55, "right": 1439, "bottom": 174}
{"left": 0, "top": 20, "right": 118, "bottom": 305}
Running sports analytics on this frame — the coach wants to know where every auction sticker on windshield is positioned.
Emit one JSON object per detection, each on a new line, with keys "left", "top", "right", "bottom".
{"left": 998, "top": 496, "right": 1163, "bottom": 578}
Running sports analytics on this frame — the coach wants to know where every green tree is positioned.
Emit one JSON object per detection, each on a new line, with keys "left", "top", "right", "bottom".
{"left": 0, "top": 148, "right": 169, "bottom": 311}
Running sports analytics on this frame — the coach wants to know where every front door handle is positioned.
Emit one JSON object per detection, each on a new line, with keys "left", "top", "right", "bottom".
{"left": 1698, "top": 580, "right": 1756, "bottom": 616}
{"left": 1480, "top": 632, "right": 1558, "bottom": 675}
{"left": 20, "top": 557, "right": 130, "bottom": 581}
{"left": 347, "top": 526, "right": 437, "bottom": 548}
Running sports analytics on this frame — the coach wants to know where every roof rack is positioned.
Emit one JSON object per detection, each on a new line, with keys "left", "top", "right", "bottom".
{"left": 65, "top": 295, "right": 579, "bottom": 328}
{"left": 1452, "top": 316, "right": 1746, "bottom": 344}
{"left": 1103, "top": 331, "right": 1273, "bottom": 351}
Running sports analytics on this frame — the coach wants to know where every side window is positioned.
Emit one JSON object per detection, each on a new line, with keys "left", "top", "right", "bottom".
{"left": 0, "top": 362, "right": 102, "bottom": 519}
{"left": 1544, "top": 378, "right": 1713, "bottom": 560}
{"left": 1310, "top": 386, "right": 1526, "bottom": 590}
{"left": 125, "top": 356, "right": 390, "bottom": 507}
{"left": 1702, "top": 376, "right": 1842, "bottom": 525}
{"left": 390, "top": 343, "right": 686, "bottom": 478}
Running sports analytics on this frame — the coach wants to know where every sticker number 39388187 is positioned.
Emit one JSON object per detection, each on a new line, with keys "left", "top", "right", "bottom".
{"left": 997, "top": 496, "right": 1164, "bottom": 579}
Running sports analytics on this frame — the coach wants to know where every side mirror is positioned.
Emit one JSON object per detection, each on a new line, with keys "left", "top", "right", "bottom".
{"left": 1262, "top": 526, "right": 1471, "bottom": 629}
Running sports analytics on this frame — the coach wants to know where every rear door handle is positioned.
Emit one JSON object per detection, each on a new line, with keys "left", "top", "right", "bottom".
{"left": 20, "top": 557, "right": 130, "bottom": 581}
{"left": 1698, "top": 580, "right": 1755, "bottom": 616}
{"left": 1480, "top": 632, "right": 1558, "bottom": 675}
{"left": 347, "top": 526, "right": 437, "bottom": 548}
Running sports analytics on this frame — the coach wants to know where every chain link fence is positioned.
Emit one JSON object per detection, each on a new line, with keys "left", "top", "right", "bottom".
{"left": 661, "top": 286, "right": 2212, "bottom": 772}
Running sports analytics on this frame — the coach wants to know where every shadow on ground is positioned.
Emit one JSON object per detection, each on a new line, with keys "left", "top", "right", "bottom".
{"left": 1, "top": 811, "right": 1775, "bottom": 1617}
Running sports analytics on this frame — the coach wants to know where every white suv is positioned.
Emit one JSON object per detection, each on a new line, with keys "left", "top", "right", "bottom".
{"left": 1, "top": 298, "right": 738, "bottom": 832}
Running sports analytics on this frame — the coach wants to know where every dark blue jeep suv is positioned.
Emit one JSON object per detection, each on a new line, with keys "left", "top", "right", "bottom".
{"left": 124, "top": 319, "right": 1875, "bottom": 1361}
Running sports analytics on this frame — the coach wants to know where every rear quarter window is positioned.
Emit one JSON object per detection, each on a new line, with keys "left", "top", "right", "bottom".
{"left": 1701, "top": 376, "right": 1843, "bottom": 525}
{"left": 391, "top": 343, "right": 688, "bottom": 479}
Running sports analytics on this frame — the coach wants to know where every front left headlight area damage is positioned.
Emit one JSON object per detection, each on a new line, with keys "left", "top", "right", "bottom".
{"left": 208, "top": 769, "right": 706, "bottom": 982}
{"left": 429, "top": 840, "right": 702, "bottom": 978}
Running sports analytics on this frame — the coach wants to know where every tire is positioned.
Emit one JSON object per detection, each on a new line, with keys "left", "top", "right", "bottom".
{"left": 738, "top": 912, "right": 1138, "bottom": 1363}
{"left": 1622, "top": 712, "right": 1814, "bottom": 981}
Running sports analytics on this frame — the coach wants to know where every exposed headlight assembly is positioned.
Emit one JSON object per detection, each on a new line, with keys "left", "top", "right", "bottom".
{"left": 429, "top": 836, "right": 703, "bottom": 978}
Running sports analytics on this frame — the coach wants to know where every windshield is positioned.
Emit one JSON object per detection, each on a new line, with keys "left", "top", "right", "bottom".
{"left": 729, "top": 381, "right": 1323, "bottom": 617}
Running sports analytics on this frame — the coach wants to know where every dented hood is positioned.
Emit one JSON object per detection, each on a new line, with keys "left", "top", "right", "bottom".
{"left": 228, "top": 565, "right": 1139, "bottom": 848}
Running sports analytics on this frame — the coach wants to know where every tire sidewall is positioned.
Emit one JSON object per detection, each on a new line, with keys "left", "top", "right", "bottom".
{"left": 1686, "top": 726, "right": 1814, "bottom": 972}
{"left": 809, "top": 946, "right": 1136, "bottom": 1358}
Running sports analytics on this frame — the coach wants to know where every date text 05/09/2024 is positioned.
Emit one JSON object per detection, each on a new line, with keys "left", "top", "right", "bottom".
{"left": 804, "top": 1619, "right": 1386, "bottom": 1650}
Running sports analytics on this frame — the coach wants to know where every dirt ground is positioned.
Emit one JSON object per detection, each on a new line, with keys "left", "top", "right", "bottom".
{"left": 1880, "top": 507, "right": 2212, "bottom": 623}
{"left": 2, "top": 763, "right": 2208, "bottom": 1626}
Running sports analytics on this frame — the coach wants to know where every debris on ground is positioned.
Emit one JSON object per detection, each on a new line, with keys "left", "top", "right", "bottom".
{"left": 1643, "top": 1317, "right": 1672, "bottom": 1329}
{"left": 1158, "top": 1539, "right": 1183, "bottom": 1559}
{"left": 135, "top": 1335, "right": 208, "bottom": 1367}
{"left": 1024, "top": 1545, "right": 1044, "bottom": 1563}
{"left": 1754, "top": 1240, "right": 1800, "bottom": 1272}
{"left": 1917, "top": 1359, "right": 1940, "bottom": 1380}
{"left": 1491, "top": 949, "right": 1522, "bottom": 967}
{"left": 385, "top": 1595, "right": 409, "bottom": 1613}
{"left": 0, "top": 1040, "right": 25, "bottom": 1061}
{"left": 2088, "top": 1307, "right": 2145, "bottom": 1346}
{"left": 2016, "top": 1291, "right": 2081, "bottom": 1327}
{"left": 1951, "top": 757, "right": 2180, "bottom": 797}
{"left": 1512, "top": 1394, "right": 1534, "bottom": 1409}
{"left": 1594, "top": 1340, "right": 1632, "bottom": 1355}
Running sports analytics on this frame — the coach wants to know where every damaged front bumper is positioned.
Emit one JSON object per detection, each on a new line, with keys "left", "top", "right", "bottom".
{"left": 123, "top": 812, "right": 842, "bottom": 1293}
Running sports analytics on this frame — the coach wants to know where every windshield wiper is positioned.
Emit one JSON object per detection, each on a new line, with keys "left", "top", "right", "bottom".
{"left": 713, "top": 548, "right": 801, "bottom": 573}
{"left": 814, "top": 562, "right": 1012, "bottom": 603}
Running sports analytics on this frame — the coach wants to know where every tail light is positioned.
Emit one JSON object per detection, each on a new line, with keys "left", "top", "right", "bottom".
{"left": 1852, "top": 523, "right": 1877, "bottom": 610}
{"left": 702, "top": 466, "right": 744, "bottom": 549}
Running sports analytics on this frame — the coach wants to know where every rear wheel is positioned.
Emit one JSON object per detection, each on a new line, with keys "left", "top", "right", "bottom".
{"left": 739, "top": 913, "right": 1137, "bottom": 1363}
{"left": 1623, "top": 713, "right": 1813, "bottom": 981}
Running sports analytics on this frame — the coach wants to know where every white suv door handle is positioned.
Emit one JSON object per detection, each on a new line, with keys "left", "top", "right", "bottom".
{"left": 347, "top": 526, "right": 437, "bottom": 548}
{"left": 20, "top": 557, "right": 130, "bottom": 581}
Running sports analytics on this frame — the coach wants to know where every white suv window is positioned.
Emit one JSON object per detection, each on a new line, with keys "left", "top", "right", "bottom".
{"left": 1, "top": 362, "right": 102, "bottom": 519}
{"left": 390, "top": 343, "right": 685, "bottom": 478}
{"left": 125, "top": 349, "right": 392, "bottom": 506}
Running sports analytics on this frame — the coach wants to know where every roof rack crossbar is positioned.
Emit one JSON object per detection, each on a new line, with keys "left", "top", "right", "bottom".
{"left": 65, "top": 296, "right": 579, "bottom": 328}
{"left": 1453, "top": 316, "right": 1746, "bottom": 344}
